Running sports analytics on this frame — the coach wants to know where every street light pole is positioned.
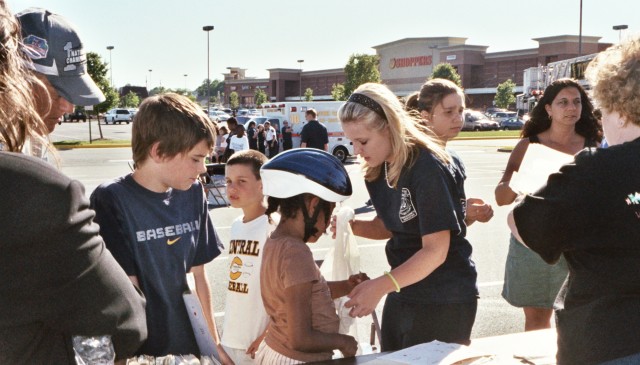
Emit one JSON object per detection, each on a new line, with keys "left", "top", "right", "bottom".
{"left": 203, "top": 25, "right": 214, "bottom": 113}
{"left": 613, "top": 24, "right": 628, "bottom": 42}
{"left": 578, "top": 0, "right": 583, "bottom": 56}
{"left": 106, "top": 46, "right": 114, "bottom": 87}
{"left": 184, "top": 74, "right": 188, "bottom": 90}
{"left": 148, "top": 69, "right": 152, "bottom": 91}
{"left": 297, "top": 59, "right": 304, "bottom": 101}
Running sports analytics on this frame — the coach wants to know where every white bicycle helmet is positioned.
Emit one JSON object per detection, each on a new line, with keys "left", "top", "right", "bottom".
{"left": 260, "top": 148, "right": 352, "bottom": 202}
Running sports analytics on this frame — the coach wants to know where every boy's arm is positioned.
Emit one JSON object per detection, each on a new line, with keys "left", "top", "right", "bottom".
{"left": 191, "top": 265, "right": 234, "bottom": 365}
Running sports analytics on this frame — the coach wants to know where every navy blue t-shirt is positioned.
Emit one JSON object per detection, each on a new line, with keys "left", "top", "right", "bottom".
{"left": 300, "top": 120, "right": 329, "bottom": 150}
{"left": 366, "top": 148, "right": 478, "bottom": 304}
{"left": 90, "top": 174, "right": 223, "bottom": 356}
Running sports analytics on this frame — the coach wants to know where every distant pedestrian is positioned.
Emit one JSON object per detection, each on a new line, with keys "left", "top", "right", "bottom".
{"left": 247, "top": 121, "right": 258, "bottom": 150}
{"left": 264, "top": 121, "right": 278, "bottom": 157}
{"left": 229, "top": 124, "right": 249, "bottom": 154}
{"left": 222, "top": 117, "right": 238, "bottom": 162}
{"left": 300, "top": 108, "right": 328, "bottom": 151}
{"left": 257, "top": 124, "right": 266, "bottom": 155}
{"left": 281, "top": 120, "right": 293, "bottom": 151}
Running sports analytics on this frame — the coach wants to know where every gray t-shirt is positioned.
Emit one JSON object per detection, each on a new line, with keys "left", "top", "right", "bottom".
{"left": 90, "top": 174, "right": 223, "bottom": 356}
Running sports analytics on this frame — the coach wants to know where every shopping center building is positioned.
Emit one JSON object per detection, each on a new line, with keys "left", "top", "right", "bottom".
{"left": 223, "top": 34, "right": 612, "bottom": 109}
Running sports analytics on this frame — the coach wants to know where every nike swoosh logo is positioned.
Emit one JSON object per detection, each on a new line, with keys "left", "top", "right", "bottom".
{"left": 167, "top": 237, "right": 181, "bottom": 245}
{"left": 33, "top": 59, "right": 59, "bottom": 76}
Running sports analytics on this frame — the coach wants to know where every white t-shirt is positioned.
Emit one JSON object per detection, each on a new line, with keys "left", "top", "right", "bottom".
{"left": 265, "top": 127, "right": 276, "bottom": 142}
{"left": 221, "top": 134, "right": 229, "bottom": 148}
{"left": 221, "top": 214, "right": 277, "bottom": 350}
{"left": 229, "top": 135, "right": 249, "bottom": 152}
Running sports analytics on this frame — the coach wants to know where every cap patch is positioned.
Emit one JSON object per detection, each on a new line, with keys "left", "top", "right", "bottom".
{"left": 22, "top": 34, "right": 48, "bottom": 59}
{"left": 63, "top": 41, "right": 83, "bottom": 72}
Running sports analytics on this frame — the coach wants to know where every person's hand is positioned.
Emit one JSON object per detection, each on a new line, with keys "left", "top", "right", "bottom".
{"left": 338, "top": 334, "right": 358, "bottom": 358}
{"left": 330, "top": 214, "right": 355, "bottom": 239}
{"left": 347, "top": 273, "right": 370, "bottom": 291}
{"left": 466, "top": 198, "right": 494, "bottom": 223}
{"left": 217, "top": 344, "right": 235, "bottom": 365}
{"left": 246, "top": 336, "right": 264, "bottom": 359}
{"left": 345, "top": 278, "right": 386, "bottom": 318}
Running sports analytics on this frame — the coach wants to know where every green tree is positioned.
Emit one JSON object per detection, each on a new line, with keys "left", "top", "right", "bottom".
{"left": 343, "top": 54, "right": 381, "bottom": 96}
{"left": 87, "top": 52, "right": 118, "bottom": 115}
{"left": 149, "top": 86, "right": 168, "bottom": 96}
{"left": 120, "top": 91, "right": 140, "bottom": 108}
{"left": 173, "top": 88, "right": 196, "bottom": 102}
{"left": 254, "top": 89, "right": 267, "bottom": 106}
{"left": 196, "top": 79, "right": 224, "bottom": 100}
{"left": 87, "top": 52, "right": 118, "bottom": 139}
{"left": 430, "top": 63, "right": 462, "bottom": 87}
{"left": 494, "top": 79, "right": 516, "bottom": 109}
{"left": 304, "top": 88, "right": 314, "bottom": 102}
{"left": 331, "top": 83, "right": 346, "bottom": 101}
{"left": 229, "top": 91, "right": 239, "bottom": 109}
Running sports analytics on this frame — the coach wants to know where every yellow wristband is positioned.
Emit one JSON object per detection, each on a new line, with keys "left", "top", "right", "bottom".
{"left": 384, "top": 271, "right": 401, "bottom": 293}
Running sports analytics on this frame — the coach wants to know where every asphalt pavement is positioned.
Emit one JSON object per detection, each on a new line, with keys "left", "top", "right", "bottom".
{"left": 51, "top": 123, "right": 530, "bottom": 347}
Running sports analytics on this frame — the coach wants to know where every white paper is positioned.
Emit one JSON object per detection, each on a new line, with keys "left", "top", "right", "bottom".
{"left": 378, "top": 341, "right": 495, "bottom": 365}
{"left": 509, "top": 143, "right": 574, "bottom": 195}
{"left": 183, "top": 292, "right": 221, "bottom": 362}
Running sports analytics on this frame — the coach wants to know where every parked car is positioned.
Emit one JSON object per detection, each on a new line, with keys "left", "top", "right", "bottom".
{"left": 209, "top": 110, "right": 230, "bottom": 122}
{"left": 485, "top": 107, "right": 507, "bottom": 117}
{"left": 500, "top": 117, "right": 525, "bottom": 130}
{"left": 104, "top": 108, "right": 133, "bottom": 124}
{"left": 236, "top": 109, "right": 250, "bottom": 116}
{"left": 463, "top": 110, "right": 499, "bottom": 131}
{"left": 490, "top": 111, "right": 518, "bottom": 124}
{"left": 68, "top": 111, "right": 87, "bottom": 122}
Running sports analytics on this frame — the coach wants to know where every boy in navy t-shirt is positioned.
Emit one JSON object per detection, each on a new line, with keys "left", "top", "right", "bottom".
{"left": 90, "top": 94, "right": 230, "bottom": 361}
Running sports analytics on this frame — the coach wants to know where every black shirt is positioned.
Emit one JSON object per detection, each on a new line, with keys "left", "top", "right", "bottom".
{"left": 0, "top": 152, "right": 146, "bottom": 364}
{"left": 300, "top": 120, "right": 328, "bottom": 150}
{"left": 247, "top": 126, "right": 257, "bottom": 150}
{"left": 281, "top": 125, "right": 292, "bottom": 144}
{"left": 514, "top": 137, "right": 640, "bottom": 365}
{"left": 366, "top": 148, "right": 478, "bottom": 304}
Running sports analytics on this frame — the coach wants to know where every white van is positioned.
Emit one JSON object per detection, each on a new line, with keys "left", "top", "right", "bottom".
{"left": 261, "top": 101, "right": 353, "bottom": 162}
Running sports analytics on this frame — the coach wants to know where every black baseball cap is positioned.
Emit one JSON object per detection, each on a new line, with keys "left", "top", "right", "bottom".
{"left": 16, "top": 8, "right": 105, "bottom": 106}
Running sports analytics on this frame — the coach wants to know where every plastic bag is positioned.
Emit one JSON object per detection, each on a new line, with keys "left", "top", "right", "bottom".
{"left": 320, "top": 206, "right": 372, "bottom": 356}
{"left": 73, "top": 335, "right": 115, "bottom": 365}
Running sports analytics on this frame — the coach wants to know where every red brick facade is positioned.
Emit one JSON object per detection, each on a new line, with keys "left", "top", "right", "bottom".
{"left": 223, "top": 35, "right": 612, "bottom": 109}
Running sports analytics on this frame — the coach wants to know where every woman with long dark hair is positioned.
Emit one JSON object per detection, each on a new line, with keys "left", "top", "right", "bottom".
{"left": 495, "top": 78, "right": 600, "bottom": 331}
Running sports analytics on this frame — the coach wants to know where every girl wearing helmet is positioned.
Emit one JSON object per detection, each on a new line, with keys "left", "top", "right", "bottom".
{"left": 257, "top": 148, "right": 367, "bottom": 364}
{"left": 339, "top": 83, "right": 479, "bottom": 352}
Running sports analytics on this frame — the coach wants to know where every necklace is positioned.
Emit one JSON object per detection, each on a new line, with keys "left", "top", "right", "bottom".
{"left": 384, "top": 162, "right": 393, "bottom": 189}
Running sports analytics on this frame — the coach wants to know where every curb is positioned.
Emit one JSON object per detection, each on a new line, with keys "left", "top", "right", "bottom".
{"left": 54, "top": 136, "right": 520, "bottom": 149}
{"left": 54, "top": 143, "right": 130, "bottom": 149}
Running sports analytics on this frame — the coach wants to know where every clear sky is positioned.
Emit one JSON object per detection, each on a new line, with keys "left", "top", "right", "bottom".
{"left": 6, "top": 0, "right": 639, "bottom": 91}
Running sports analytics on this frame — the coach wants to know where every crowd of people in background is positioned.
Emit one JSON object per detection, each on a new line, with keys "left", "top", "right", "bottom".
{"left": 2, "top": 1, "right": 640, "bottom": 364}
{"left": 210, "top": 108, "right": 329, "bottom": 164}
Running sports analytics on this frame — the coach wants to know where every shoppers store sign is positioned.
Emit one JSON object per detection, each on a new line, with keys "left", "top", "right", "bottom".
{"left": 389, "top": 55, "right": 432, "bottom": 69}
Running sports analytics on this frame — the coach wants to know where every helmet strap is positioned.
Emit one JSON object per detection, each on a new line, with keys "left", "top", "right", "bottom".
{"left": 301, "top": 199, "right": 322, "bottom": 242}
